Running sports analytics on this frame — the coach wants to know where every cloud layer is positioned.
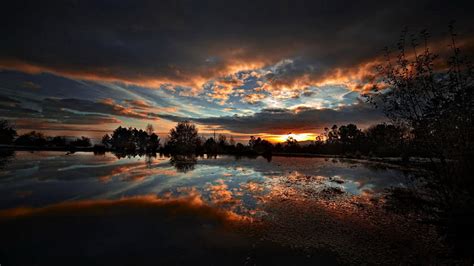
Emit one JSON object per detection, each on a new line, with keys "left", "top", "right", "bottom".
{"left": 1, "top": 1, "right": 473, "bottom": 91}
{"left": 0, "top": 1, "right": 473, "bottom": 138}
{"left": 158, "top": 102, "right": 386, "bottom": 134}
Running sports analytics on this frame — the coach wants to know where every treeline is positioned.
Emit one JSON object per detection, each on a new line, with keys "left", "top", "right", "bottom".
{"left": 1, "top": 118, "right": 412, "bottom": 158}
{"left": 162, "top": 130, "right": 275, "bottom": 156}
{"left": 277, "top": 123, "right": 409, "bottom": 158}
{"left": 102, "top": 120, "right": 409, "bottom": 158}
{"left": 98, "top": 121, "right": 275, "bottom": 156}
{"left": 101, "top": 125, "right": 160, "bottom": 152}
{"left": 157, "top": 121, "right": 410, "bottom": 158}
{"left": 0, "top": 122, "right": 93, "bottom": 149}
{"left": 157, "top": 121, "right": 275, "bottom": 156}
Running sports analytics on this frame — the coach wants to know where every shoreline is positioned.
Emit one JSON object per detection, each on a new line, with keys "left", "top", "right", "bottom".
{"left": 1, "top": 146, "right": 437, "bottom": 168}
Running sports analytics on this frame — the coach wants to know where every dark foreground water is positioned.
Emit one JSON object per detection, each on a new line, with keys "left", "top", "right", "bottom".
{"left": 0, "top": 151, "right": 445, "bottom": 265}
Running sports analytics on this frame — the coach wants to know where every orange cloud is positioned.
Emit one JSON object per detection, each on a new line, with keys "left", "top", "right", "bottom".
{"left": 0, "top": 59, "right": 211, "bottom": 90}
{"left": 0, "top": 56, "right": 269, "bottom": 97}
{"left": 206, "top": 83, "right": 235, "bottom": 105}
{"left": 243, "top": 93, "right": 267, "bottom": 104}
{"left": 99, "top": 98, "right": 159, "bottom": 120}
{"left": 123, "top": 99, "right": 152, "bottom": 109}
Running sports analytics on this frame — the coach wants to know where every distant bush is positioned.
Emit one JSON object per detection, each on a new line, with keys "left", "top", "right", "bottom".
{"left": 0, "top": 120, "right": 17, "bottom": 144}
{"left": 14, "top": 131, "right": 47, "bottom": 146}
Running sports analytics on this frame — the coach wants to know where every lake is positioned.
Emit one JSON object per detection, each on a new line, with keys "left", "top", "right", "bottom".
{"left": 0, "top": 151, "right": 442, "bottom": 265}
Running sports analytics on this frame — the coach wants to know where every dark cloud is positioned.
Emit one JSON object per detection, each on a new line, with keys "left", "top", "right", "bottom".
{"left": 1, "top": 0, "right": 472, "bottom": 89}
{"left": 0, "top": 95, "right": 42, "bottom": 118}
{"left": 13, "top": 117, "right": 119, "bottom": 132}
{"left": 7, "top": 97, "right": 152, "bottom": 121}
{"left": 0, "top": 95, "right": 20, "bottom": 105}
{"left": 0, "top": 105, "right": 119, "bottom": 133}
{"left": 157, "top": 102, "right": 386, "bottom": 134}
{"left": 123, "top": 99, "right": 152, "bottom": 109}
{"left": 0, "top": 96, "right": 164, "bottom": 130}
{"left": 43, "top": 98, "right": 157, "bottom": 120}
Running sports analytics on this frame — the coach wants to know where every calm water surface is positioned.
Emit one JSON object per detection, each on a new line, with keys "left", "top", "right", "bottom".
{"left": 0, "top": 151, "right": 411, "bottom": 211}
{"left": 0, "top": 151, "right": 440, "bottom": 265}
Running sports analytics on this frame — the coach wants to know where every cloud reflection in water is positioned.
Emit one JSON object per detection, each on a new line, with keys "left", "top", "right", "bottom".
{"left": 0, "top": 152, "right": 441, "bottom": 264}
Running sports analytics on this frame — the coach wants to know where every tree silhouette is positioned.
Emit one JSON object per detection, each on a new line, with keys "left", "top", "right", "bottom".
{"left": 147, "top": 133, "right": 160, "bottom": 151}
{"left": 134, "top": 129, "right": 149, "bottom": 151}
{"left": 285, "top": 136, "right": 299, "bottom": 153}
{"left": 167, "top": 121, "right": 199, "bottom": 154}
{"left": 101, "top": 134, "right": 111, "bottom": 148}
{"left": 365, "top": 26, "right": 473, "bottom": 162}
{"left": 365, "top": 123, "right": 407, "bottom": 157}
{"left": 107, "top": 126, "right": 160, "bottom": 152}
{"left": 48, "top": 136, "right": 67, "bottom": 147}
{"left": 0, "top": 120, "right": 17, "bottom": 144}
{"left": 110, "top": 127, "right": 135, "bottom": 151}
{"left": 338, "top": 124, "right": 364, "bottom": 153}
{"left": 70, "top": 136, "right": 92, "bottom": 147}
{"left": 204, "top": 137, "right": 218, "bottom": 154}
{"left": 364, "top": 26, "right": 474, "bottom": 256}
{"left": 246, "top": 136, "right": 273, "bottom": 154}
{"left": 14, "top": 131, "right": 47, "bottom": 146}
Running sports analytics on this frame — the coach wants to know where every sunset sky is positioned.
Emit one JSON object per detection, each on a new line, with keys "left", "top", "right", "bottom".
{"left": 1, "top": 0, "right": 473, "bottom": 142}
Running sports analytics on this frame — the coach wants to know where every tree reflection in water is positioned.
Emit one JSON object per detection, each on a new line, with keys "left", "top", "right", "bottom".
{"left": 169, "top": 155, "right": 197, "bottom": 173}
{"left": 0, "top": 149, "right": 14, "bottom": 170}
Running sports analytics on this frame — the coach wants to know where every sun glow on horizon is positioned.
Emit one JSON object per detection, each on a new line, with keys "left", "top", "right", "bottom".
{"left": 268, "top": 133, "right": 318, "bottom": 143}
